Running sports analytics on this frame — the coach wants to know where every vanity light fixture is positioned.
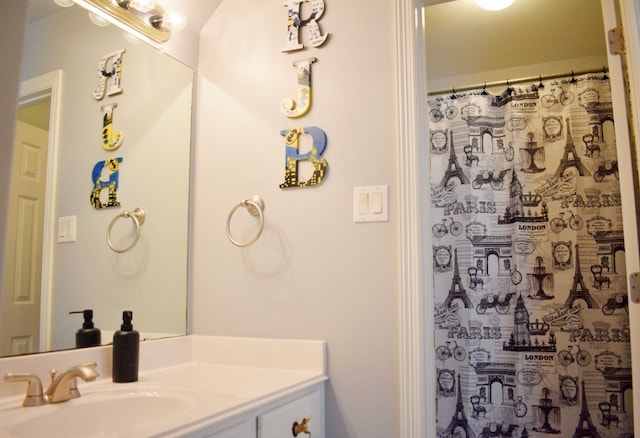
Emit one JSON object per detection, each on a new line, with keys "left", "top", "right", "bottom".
{"left": 475, "top": 0, "right": 515, "bottom": 11}
{"left": 72, "top": 0, "right": 185, "bottom": 45}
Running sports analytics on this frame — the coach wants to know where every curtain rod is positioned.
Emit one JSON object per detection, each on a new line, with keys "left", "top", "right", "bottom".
{"left": 427, "top": 67, "right": 608, "bottom": 96}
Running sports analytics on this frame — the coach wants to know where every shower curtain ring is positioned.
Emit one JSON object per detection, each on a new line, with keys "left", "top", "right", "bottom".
{"left": 506, "top": 80, "right": 513, "bottom": 95}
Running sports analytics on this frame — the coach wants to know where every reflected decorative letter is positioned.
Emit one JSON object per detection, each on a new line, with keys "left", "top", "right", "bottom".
{"left": 282, "top": 0, "right": 329, "bottom": 53}
{"left": 90, "top": 158, "right": 123, "bottom": 209}
{"left": 93, "top": 49, "right": 126, "bottom": 100}
{"left": 281, "top": 58, "right": 317, "bottom": 118}
{"left": 280, "top": 127, "right": 328, "bottom": 188}
{"left": 101, "top": 103, "right": 124, "bottom": 151}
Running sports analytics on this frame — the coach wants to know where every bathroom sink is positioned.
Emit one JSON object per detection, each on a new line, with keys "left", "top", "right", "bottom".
{"left": 1, "top": 384, "right": 242, "bottom": 437}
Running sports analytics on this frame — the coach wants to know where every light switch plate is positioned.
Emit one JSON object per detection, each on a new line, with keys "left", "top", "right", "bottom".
{"left": 57, "top": 215, "right": 77, "bottom": 243}
{"left": 353, "top": 185, "right": 389, "bottom": 223}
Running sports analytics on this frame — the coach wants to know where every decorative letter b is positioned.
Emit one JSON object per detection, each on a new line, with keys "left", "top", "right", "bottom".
{"left": 280, "top": 127, "right": 328, "bottom": 188}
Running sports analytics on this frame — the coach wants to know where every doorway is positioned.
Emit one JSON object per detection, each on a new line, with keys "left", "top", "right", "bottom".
{"left": 0, "top": 70, "right": 62, "bottom": 356}
{"left": 396, "top": 0, "right": 640, "bottom": 436}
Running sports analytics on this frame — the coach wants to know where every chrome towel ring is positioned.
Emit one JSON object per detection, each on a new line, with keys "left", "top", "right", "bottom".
{"left": 107, "top": 208, "right": 146, "bottom": 253}
{"left": 226, "top": 196, "right": 265, "bottom": 247}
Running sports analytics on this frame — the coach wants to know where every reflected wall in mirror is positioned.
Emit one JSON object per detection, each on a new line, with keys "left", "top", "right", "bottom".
{"left": 0, "top": 0, "right": 191, "bottom": 357}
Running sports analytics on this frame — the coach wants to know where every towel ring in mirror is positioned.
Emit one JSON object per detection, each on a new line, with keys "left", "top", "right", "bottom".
{"left": 107, "top": 207, "right": 146, "bottom": 253}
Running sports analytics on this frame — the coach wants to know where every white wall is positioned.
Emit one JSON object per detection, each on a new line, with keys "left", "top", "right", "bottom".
{"left": 191, "top": 1, "right": 399, "bottom": 436}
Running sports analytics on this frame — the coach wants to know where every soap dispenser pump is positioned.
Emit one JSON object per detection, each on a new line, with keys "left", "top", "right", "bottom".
{"left": 112, "top": 310, "right": 140, "bottom": 383}
{"left": 69, "top": 309, "right": 101, "bottom": 348}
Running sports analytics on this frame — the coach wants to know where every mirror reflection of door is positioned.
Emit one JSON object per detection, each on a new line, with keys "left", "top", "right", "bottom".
{"left": 0, "top": 94, "right": 51, "bottom": 356}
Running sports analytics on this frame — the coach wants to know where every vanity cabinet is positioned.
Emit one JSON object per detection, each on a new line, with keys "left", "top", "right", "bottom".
{"left": 258, "top": 387, "right": 324, "bottom": 438}
{"left": 195, "top": 385, "right": 325, "bottom": 438}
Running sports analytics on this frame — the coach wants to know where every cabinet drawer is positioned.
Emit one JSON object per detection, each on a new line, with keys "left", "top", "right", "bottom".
{"left": 257, "top": 389, "right": 324, "bottom": 438}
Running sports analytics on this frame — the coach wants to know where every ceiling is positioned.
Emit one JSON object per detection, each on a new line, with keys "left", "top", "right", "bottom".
{"left": 425, "top": 0, "right": 607, "bottom": 81}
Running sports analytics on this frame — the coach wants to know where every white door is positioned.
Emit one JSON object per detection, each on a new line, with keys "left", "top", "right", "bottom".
{"left": 0, "top": 120, "right": 49, "bottom": 356}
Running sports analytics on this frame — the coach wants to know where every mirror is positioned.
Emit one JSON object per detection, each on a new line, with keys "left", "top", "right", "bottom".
{"left": 0, "top": 0, "right": 191, "bottom": 356}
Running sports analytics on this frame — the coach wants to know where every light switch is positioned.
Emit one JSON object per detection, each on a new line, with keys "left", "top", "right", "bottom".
{"left": 57, "top": 215, "right": 77, "bottom": 243}
{"left": 353, "top": 185, "right": 389, "bottom": 223}
{"left": 359, "top": 193, "right": 370, "bottom": 215}
{"left": 371, "top": 192, "right": 383, "bottom": 214}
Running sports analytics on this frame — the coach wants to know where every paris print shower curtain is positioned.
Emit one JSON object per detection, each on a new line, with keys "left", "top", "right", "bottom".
{"left": 429, "top": 73, "right": 633, "bottom": 437}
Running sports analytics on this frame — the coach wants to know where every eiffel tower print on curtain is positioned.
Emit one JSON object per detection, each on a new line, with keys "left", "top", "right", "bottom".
{"left": 443, "top": 248, "right": 472, "bottom": 309}
{"left": 444, "top": 374, "right": 476, "bottom": 438}
{"left": 564, "top": 244, "right": 598, "bottom": 309}
{"left": 555, "top": 118, "right": 590, "bottom": 177}
{"left": 439, "top": 130, "right": 470, "bottom": 188}
{"left": 572, "top": 381, "right": 602, "bottom": 438}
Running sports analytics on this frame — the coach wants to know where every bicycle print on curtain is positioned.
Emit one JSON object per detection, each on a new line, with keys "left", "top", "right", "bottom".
{"left": 429, "top": 73, "right": 633, "bottom": 437}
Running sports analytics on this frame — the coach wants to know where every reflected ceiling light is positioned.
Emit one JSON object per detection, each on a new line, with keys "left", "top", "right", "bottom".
{"left": 475, "top": 0, "right": 515, "bottom": 11}
{"left": 53, "top": 0, "right": 75, "bottom": 7}
{"left": 88, "top": 11, "right": 110, "bottom": 26}
{"left": 73, "top": 0, "right": 182, "bottom": 45}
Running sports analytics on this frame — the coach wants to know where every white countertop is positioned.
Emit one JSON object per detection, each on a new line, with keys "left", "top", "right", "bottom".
{"left": 0, "top": 336, "right": 327, "bottom": 437}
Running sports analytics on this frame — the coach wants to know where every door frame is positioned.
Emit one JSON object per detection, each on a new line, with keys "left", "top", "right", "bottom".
{"left": 17, "top": 70, "right": 63, "bottom": 352}
{"left": 615, "top": 1, "right": 640, "bottom": 432}
{"left": 396, "top": 0, "right": 640, "bottom": 435}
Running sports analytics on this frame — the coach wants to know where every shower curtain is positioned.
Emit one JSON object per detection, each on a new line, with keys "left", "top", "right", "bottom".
{"left": 429, "top": 73, "right": 633, "bottom": 437}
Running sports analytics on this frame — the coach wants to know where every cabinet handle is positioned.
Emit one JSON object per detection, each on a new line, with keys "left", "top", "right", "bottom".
{"left": 292, "top": 416, "right": 312, "bottom": 436}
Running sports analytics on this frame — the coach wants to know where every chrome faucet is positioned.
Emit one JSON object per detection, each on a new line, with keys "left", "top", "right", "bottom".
{"left": 46, "top": 362, "right": 99, "bottom": 403}
{"left": 3, "top": 362, "right": 99, "bottom": 406}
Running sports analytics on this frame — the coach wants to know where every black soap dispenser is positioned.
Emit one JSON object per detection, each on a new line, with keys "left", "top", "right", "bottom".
{"left": 112, "top": 310, "right": 140, "bottom": 383}
{"left": 69, "top": 309, "right": 101, "bottom": 348}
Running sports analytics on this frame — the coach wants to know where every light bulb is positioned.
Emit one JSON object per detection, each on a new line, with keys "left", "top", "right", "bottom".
{"left": 129, "top": 0, "right": 156, "bottom": 13}
{"left": 158, "top": 10, "right": 186, "bottom": 31}
{"left": 475, "top": 0, "right": 515, "bottom": 11}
